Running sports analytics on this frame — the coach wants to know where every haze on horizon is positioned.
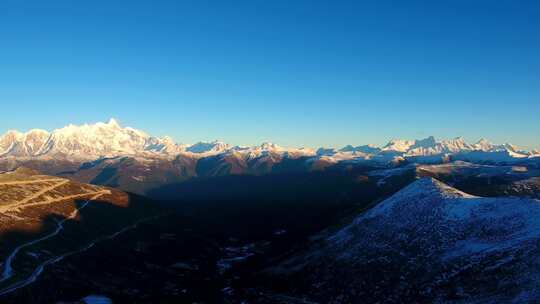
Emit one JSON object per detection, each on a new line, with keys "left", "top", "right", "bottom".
{"left": 1, "top": 1, "right": 539, "bottom": 150}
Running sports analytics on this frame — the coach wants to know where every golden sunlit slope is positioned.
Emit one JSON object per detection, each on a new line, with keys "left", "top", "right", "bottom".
{"left": 0, "top": 168, "right": 162, "bottom": 296}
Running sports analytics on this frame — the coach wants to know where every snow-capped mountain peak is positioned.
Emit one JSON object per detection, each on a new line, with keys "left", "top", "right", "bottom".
{"left": 414, "top": 136, "right": 437, "bottom": 147}
{"left": 0, "top": 119, "right": 536, "bottom": 164}
{"left": 382, "top": 138, "right": 417, "bottom": 153}
{"left": 472, "top": 138, "right": 494, "bottom": 151}
{"left": 440, "top": 137, "right": 471, "bottom": 152}
{"left": 106, "top": 118, "right": 120, "bottom": 127}
{"left": 259, "top": 142, "right": 283, "bottom": 151}
{"left": 340, "top": 144, "right": 381, "bottom": 154}
{"left": 0, "top": 119, "right": 184, "bottom": 159}
{"left": 365, "top": 177, "right": 476, "bottom": 219}
{"left": 186, "top": 140, "right": 231, "bottom": 154}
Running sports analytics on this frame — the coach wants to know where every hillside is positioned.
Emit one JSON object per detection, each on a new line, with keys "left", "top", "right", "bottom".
{"left": 0, "top": 168, "right": 162, "bottom": 298}
{"left": 266, "top": 178, "right": 540, "bottom": 303}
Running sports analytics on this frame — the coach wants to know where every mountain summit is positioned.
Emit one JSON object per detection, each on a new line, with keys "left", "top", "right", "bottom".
{"left": 0, "top": 120, "right": 312, "bottom": 160}
{"left": 0, "top": 119, "right": 181, "bottom": 159}
{"left": 275, "top": 178, "right": 540, "bottom": 303}
{"left": 0, "top": 120, "right": 535, "bottom": 163}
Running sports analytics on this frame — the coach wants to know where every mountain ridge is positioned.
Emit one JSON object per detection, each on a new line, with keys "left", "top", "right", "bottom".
{"left": 1, "top": 119, "right": 538, "bottom": 197}
{"left": 272, "top": 177, "right": 540, "bottom": 303}
{"left": 1, "top": 119, "right": 535, "bottom": 161}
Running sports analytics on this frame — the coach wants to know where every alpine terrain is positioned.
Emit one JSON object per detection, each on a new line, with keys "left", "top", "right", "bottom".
{"left": 1, "top": 119, "right": 538, "bottom": 198}
{"left": 268, "top": 178, "right": 540, "bottom": 303}
{"left": 0, "top": 120, "right": 539, "bottom": 303}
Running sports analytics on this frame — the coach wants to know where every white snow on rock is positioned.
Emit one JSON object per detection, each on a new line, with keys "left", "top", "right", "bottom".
{"left": 0, "top": 119, "right": 313, "bottom": 160}
{"left": 0, "top": 120, "right": 537, "bottom": 166}
{"left": 279, "top": 177, "right": 540, "bottom": 302}
{"left": 326, "top": 177, "right": 540, "bottom": 271}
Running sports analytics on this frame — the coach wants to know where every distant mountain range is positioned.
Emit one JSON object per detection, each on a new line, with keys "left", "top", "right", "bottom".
{"left": 1, "top": 118, "right": 537, "bottom": 160}
{"left": 0, "top": 119, "right": 184, "bottom": 158}
{"left": 1, "top": 119, "right": 538, "bottom": 196}
{"left": 2, "top": 125, "right": 540, "bottom": 301}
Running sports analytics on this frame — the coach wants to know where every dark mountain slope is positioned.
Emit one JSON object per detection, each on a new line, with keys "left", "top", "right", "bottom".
{"left": 265, "top": 178, "right": 540, "bottom": 303}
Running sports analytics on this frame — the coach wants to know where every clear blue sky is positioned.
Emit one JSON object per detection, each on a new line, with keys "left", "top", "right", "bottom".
{"left": 1, "top": 0, "right": 539, "bottom": 149}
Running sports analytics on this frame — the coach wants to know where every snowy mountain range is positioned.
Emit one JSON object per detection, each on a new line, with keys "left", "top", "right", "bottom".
{"left": 0, "top": 119, "right": 175, "bottom": 158}
{"left": 0, "top": 119, "right": 312, "bottom": 160}
{"left": 0, "top": 119, "right": 537, "bottom": 164}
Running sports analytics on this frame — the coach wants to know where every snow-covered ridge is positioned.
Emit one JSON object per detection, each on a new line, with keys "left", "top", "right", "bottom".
{"left": 0, "top": 119, "right": 536, "bottom": 163}
{"left": 316, "top": 136, "right": 535, "bottom": 164}
{"left": 330, "top": 177, "right": 540, "bottom": 255}
{"left": 364, "top": 177, "right": 476, "bottom": 219}
{"left": 0, "top": 119, "right": 313, "bottom": 160}
{"left": 0, "top": 119, "right": 186, "bottom": 159}
{"left": 290, "top": 177, "right": 540, "bottom": 302}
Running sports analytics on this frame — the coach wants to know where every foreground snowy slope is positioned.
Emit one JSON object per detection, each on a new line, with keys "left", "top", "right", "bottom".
{"left": 272, "top": 178, "right": 540, "bottom": 303}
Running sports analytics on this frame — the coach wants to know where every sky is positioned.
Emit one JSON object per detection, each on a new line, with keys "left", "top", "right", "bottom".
{"left": 0, "top": 0, "right": 539, "bottom": 150}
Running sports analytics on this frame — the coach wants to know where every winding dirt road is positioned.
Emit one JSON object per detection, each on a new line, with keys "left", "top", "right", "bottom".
{"left": 0, "top": 178, "right": 67, "bottom": 186}
{"left": 0, "top": 213, "right": 163, "bottom": 296}
{"left": 0, "top": 180, "right": 71, "bottom": 213}
{"left": 0, "top": 175, "right": 162, "bottom": 297}
{"left": 0, "top": 192, "right": 106, "bottom": 283}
